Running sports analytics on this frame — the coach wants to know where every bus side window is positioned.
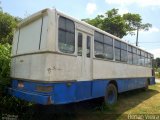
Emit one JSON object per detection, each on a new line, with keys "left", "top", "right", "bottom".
{"left": 128, "top": 45, "right": 133, "bottom": 64}
{"left": 132, "top": 47, "right": 137, "bottom": 65}
{"left": 78, "top": 33, "right": 82, "bottom": 56}
{"left": 58, "top": 16, "right": 75, "bottom": 54}
{"left": 140, "top": 51, "right": 145, "bottom": 66}
{"left": 114, "top": 40, "right": 121, "bottom": 61}
{"left": 148, "top": 53, "right": 151, "bottom": 67}
{"left": 121, "top": 42, "right": 127, "bottom": 62}
{"left": 87, "top": 36, "right": 91, "bottom": 57}
{"left": 137, "top": 49, "right": 141, "bottom": 65}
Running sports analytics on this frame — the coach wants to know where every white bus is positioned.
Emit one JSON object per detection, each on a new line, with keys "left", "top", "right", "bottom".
{"left": 9, "top": 8, "right": 155, "bottom": 105}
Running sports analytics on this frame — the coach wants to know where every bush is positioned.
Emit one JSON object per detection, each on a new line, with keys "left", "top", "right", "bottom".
{"left": 0, "top": 43, "right": 11, "bottom": 94}
{"left": 0, "top": 43, "right": 32, "bottom": 117}
{"left": 155, "top": 72, "right": 160, "bottom": 78}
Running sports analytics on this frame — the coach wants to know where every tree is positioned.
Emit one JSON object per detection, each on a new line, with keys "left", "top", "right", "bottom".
{"left": 153, "top": 58, "right": 160, "bottom": 68}
{"left": 0, "top": 11, "right": 21, "bottom": 44}
{"left": 0, "top": 2, "right": 31, "bottom": 115}
{"left": 102, "top": 9, "right": 127, "bottom": 38}
{"left": 123, "top": 13, "right": 152, "bottom": 46}
{"left": 82, "top": 15, "right": 104, "bottom": 30}
{"left": 0, "top": 3, "right": 22, "bottom": 44}
{"left": 82, "top": 9, "right": 127, "bottom": 38}
{"left": 0, "top": 43, "right": 11, "bottom": 94}
{"left": 82, "top": 8, "right": 152, "bottom": 39}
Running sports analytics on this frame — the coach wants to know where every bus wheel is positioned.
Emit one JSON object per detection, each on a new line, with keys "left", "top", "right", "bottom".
{"left": 144, "top": 79, "right": 150, "bottom": 90}
{"left": 104, "top": 84, "right": 117, "bottom": 106}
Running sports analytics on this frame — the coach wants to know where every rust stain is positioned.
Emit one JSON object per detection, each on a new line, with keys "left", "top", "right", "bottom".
{"left": 47, "top": 66, "right": 62, "bottom": 74}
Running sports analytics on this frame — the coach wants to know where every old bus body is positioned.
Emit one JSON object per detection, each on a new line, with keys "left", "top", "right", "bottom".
{"left": 9, "top": 9, "right": 155, "bottom": 105}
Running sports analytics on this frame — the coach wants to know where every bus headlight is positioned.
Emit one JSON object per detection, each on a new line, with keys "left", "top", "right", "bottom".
{"left": 36, "top": 85, "right": 53, "bottom": 93}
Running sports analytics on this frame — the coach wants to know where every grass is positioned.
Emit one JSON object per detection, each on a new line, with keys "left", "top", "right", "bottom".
{"left": 3, "top": 84, "right": 160, "bottom": 120}
{"left": 103, "top": 84, "right": 160, "bottom": 120}
{"left": 73, "top": 83, "right": 160, "bottom": 120}
{"left": 95, "top": 83, "right": 160, "bottom": 120}
{"left": 117, "top": 84, "right": 160, "bottom": 114}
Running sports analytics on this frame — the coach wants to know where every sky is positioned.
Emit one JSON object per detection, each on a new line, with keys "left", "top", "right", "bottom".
{"left": 1, "top": 0, "right": 160, "bottom": 58}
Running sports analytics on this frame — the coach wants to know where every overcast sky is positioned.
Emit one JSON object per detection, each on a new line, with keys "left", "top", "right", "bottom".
{"left": 1, "top": 0, "right": 160, "bottom": 58}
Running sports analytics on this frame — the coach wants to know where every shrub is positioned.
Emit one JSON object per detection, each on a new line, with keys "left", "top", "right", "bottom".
{"left": 0, "top": 43, "right": 11, "bottom": 94}
{"left": 0, "top": 43, "right": 32, "bottom": 117}
{"left": 155, "top": 72, "right": 160, "bottom": 79}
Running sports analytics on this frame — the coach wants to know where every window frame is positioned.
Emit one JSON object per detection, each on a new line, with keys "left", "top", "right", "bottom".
{"left": 114, "top": 40, "right": 121, "bottom": 61}
{"left": 93, "top": 31, "right": 152, "bottom": 67}
{"left": 132, "top": 47, "right": 137, "bottom": 65}
{"left": 58, "top": 16, "right": 75, "bottom": 54}
{"left": 87, "top": 35, "right": 91, "bottom": 57}
{"left": 94, "top": 31, "right": 113, "bottom": 60}
{"left": 77, "top": 32, "right": 83, "bottom": 56}
{"left": 120, "top": 42, "right": 127, "bottom": 62}
{"left": 127, "top": 45, "right": 133, "bottom": 64}
{"left": 137, "top": 49, "right": 141, "bottom": 66}
{"left": 140, "top": 50, "right": 145, "bottom": 66}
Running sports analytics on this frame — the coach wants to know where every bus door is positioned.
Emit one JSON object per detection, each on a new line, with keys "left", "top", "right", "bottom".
{"left": 77, "top": 31, "right": 93, "bottom": 80}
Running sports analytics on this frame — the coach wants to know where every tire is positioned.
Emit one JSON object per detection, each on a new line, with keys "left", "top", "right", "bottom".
{"left": 104, "top": 84, "right": 117, "bottom": 106}
{"left": 143, "top": 79, "right": 149, "bottom": 90}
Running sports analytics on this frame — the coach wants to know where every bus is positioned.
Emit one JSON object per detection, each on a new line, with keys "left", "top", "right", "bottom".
{"left": 9, "top": 8, "right": 155, "bottom": 105}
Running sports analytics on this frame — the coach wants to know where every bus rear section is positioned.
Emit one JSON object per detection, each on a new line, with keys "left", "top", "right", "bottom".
{"left": 9, "top": 9, "right": 83, "bottom": 105}
{"left": 9, "top": 9, "right": 55, "bottom": 104}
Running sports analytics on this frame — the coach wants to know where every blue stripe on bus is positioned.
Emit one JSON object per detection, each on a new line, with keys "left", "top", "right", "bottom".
{"left": 9, "top": 77, "right": 155, "bottom": 105}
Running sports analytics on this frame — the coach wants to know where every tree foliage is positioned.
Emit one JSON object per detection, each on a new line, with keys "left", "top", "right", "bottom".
{"left": 0, "top": 43, "right": 32, "bottom": 116}
{"left": 0, "top": 9, "right": 22, "bottom": 44}
{"left": 0, "top": 3, "right": 31, "bottom": 116}
{"left": 153, "top": 58, "right": 160, "bottom": 68}
{"left": 82, "top": 8, "right": 152, "bottom": 38}
{"left": 0, "top": 43, "right": 11, "bottom": 94}
{"left": 123, "top": 13, "right": 152, "bottom": 35}
{"left": 154, "top": 58, "right": 160, "bottom": 78}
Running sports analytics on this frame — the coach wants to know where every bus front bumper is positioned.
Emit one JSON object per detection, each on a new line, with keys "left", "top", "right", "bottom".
{"left": 8, "top": 88, "right": 53, "bottom": 105}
